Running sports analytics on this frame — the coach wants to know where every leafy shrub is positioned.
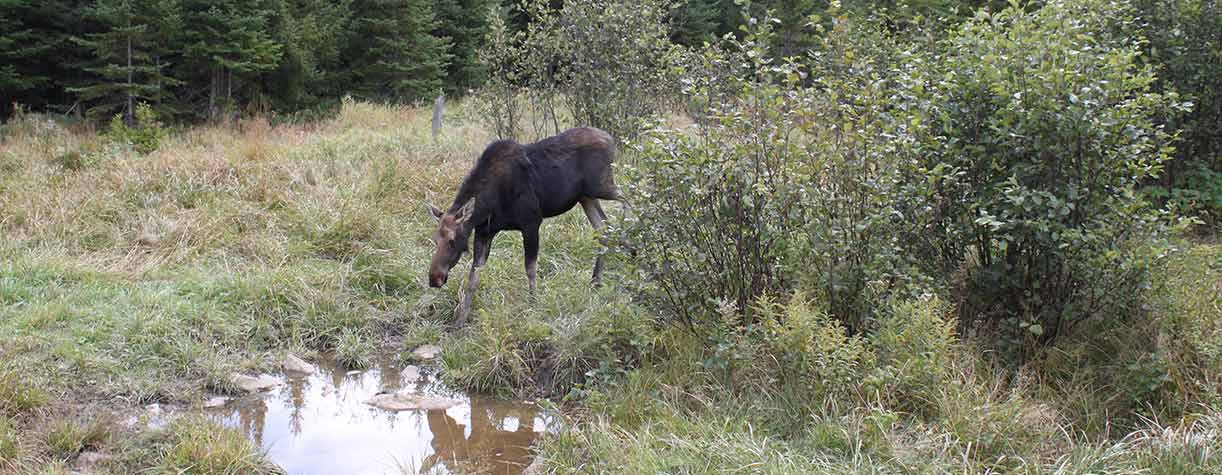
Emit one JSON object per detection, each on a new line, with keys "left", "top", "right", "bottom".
{"left": 555, "top": 0, "right": 682, "bottom": 140}
{"left": 476, "top": 0, "right": 681, "bottom": 141}
{"left": 618, "top": 15, "right": 918, "bottom": 331}
{"left": 1135, "top": 0, "right": 1222, "bottom": 225}
{"left": 1145, "top": 163, "right": 1222, "bottom": 230}
{"left": 907, "top": 0, "right": 1187, "bottom": 349}
{"left": 106, "top": 103, "right": 166, "bottom": 155}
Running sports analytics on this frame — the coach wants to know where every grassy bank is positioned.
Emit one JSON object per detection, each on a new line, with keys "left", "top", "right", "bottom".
{"left": 0, "top": 99, "right": 626, "bottom": 472}
{"left": 1, "top": 101, "right": 1218, "bottom": 473}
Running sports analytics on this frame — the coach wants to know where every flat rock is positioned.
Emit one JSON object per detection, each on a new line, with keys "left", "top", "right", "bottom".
{"left": 72, "top": 451, "right": 111, "bottom": 474}
{"left": 123, "top": 403, "right": 177, "bottom": 430}
{"left": 522, "top": 457, "right": 543, "bottom": 475}
{"left": 204, "top": 396, "right": 230, "bottom": 409}
{"left": 230, "top": 373, "right": 281, "bottom": 394}
{"left": 412, "top": 344, "right": 442, "bottom": 360}
{"left": 365, "top": 390, "right": 459, "bottom": 411}
{"left": 400, "top": 365, "right": 421, "bottom": 383}
{"left": 281, "top": 354, "right": 315, "bottom": 374}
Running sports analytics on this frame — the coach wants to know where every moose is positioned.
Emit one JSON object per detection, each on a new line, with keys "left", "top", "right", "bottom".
{"left": 426, "top": 127, "right": 626, "bottom": 326}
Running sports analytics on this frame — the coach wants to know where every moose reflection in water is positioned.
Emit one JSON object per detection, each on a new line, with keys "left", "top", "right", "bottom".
{"left": 209, "top": 357, "right": 547, "bottom": 475}
{"left": 421, "top": 402, "right": 538, "bottom": 473}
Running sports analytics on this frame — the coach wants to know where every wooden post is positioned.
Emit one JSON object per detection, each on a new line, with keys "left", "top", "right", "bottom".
{"left": 432, "top": 92, "right": 445, "bottom": 142}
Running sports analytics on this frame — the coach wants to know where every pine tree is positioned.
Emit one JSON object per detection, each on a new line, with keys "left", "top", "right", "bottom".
{"left": 435, "top": 0, "right": 493, "bottom": 94}
{"left": 265, "top": 0, "right": 354, "bottom": 110}
{"left": 347, "top": 0, "right": 452, "bottom": 103}
{"left": 69, "top": 0, "right": 182, "bottom": 122}
{"left": 753, "top": 0, "right": 825, "bottom": 58}
{"left": 178, "top": 0, "right": 283, "bottom": 119}
{"left": 0, "top": 1, "right": 50, "bottom": 103}
{"left": 672, "top": 0, "right": 722, "bottom": 46}
{"left": 0, "top": 0, "right": 89, "bottom": 118}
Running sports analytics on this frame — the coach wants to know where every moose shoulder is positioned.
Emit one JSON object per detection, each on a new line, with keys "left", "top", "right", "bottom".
{"left": 426, "top": 127, "right": 626, "bottom": 326}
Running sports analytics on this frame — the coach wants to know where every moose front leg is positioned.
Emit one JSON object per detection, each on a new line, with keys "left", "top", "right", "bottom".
{"left": 456, "top": 232, "right": 492, "bottom": 327}
{"left": 523, "top": 224, "right": 540, "bottom": 295}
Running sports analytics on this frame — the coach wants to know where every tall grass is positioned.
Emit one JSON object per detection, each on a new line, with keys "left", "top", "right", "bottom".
{"left": 1, "top": 99, "right": 1217, "bottom": 473}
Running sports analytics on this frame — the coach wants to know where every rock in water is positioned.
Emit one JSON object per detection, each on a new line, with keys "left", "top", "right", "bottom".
{"left": 401, "top": 365, "right": 422, "bottom": 383}
{"left": 522, "top": 457, "right": 544, "bottom": 475}
{"left": 412, "top": 344, "right": 442, "bottom": 360}
{"left": 203, "top": 396, "right": 230, "bottom": 408}
{"left": 230, "top": 373, "right": 281, "bottom": 394}
{"left": 365, "top": 390, "right": 459, "bottom": 411}
{"left": 282, "top": 354, "right": 316, "bottom": 374}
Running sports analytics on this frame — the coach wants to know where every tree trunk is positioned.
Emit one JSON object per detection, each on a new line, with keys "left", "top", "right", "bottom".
{"left": 208, "top": 66, "right": 216, "bottom": 121}
{"left": 126, "top": 28, "right": 133, "bottom": 125}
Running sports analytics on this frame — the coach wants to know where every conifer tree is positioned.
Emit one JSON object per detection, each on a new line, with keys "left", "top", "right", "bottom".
{"left": 178, "top": 0, "right": 283, "bottom": 119}
{"left": 267, "top": 0, "right": 353, "bottom": 109}
{"left": 435, "top": 0, "right": 493, "bottom": 94}
{"left": 0, "top": 0, "right": 88, "bottom": 117}
{"left": 0, "top": 1, "right": 49, "bottom": 105}
{"left": 347, "top": 0, "right": 452, "bottom": 102}
{"left": 69, "top": 0, "right": 182, "bottom": 122}
{"left": 753, "top": 0, "right": 824, "bottom": 57}
{"left": 673, "top": 0, "right": 722, "bottom": 46}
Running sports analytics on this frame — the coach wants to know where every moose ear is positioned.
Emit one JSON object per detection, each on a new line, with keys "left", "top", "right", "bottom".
{"left": 454, "top": 197, "right": 476, "bottom": 223}
{"left": 425, "top": 203, "right": 444, "bottom": 221}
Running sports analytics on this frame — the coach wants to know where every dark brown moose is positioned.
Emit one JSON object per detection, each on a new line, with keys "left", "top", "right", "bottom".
{"left": 426, "top": 127, "right": 625, "bottom": 326}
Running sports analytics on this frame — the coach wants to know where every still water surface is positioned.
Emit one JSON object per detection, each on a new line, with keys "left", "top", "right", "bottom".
{"left": 208, "top": 358, "right": 550, "bottom": 475}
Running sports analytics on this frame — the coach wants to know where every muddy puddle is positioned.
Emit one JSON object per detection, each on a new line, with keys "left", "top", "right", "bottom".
{"left": 207, "top": 357, "right": 552, "bottom": 475}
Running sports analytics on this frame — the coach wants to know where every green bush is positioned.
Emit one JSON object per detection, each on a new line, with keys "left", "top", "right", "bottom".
{"left": 617, "top": 15, "right": 919, "bottom": 331}
{"left": 1135, "top": 0, "right": 1222, "bottom": 225}
{"left": 555, "top": 0, "right": 681, "bottom": 140}
{"left": 906, "top": 0, "right": 1187, "bottom": 349}
{"left": 1145, "top": 163, "right": 1222, "bottom": 230}
{"left": 476, "top": 0, "right": 681, "bottom": 141}
{"left": 105, "top": 103, "right": 166, "bottom": 155}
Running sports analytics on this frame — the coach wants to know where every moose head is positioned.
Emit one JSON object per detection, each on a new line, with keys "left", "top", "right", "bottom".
{"left": 425, "top": 198, "right": 476, "bottom": 288}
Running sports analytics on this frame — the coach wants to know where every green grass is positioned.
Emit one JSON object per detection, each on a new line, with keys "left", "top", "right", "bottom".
{"left": 44, "top": 416, "right": 109, "bottom": 461}
{"left": 0, "top": 100, "right": 1218, "bottom": 473}
{"left": 153, "top": 416, "right": 282, "bottom": 475}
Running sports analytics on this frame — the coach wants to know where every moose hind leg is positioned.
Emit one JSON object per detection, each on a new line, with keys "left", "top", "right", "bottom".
{"left": 580, "top": 198, "right": 607, "bottom": 286}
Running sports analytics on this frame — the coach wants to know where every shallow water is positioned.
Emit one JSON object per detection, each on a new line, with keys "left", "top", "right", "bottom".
{"left": 208, "top": 358, "right": 550, "bottom": 475}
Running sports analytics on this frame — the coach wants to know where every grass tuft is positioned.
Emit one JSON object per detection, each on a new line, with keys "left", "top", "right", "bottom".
{"left": 44, "top": 416, "right": 110, "bottom": 460}
{"left": 334, "top": 329, "right": 375, "bottom": 370}
{"left": 156, "top": 416, "right": 282, "bottom": 475}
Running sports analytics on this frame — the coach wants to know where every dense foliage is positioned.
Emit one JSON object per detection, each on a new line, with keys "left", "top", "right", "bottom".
{"left": 1134, "top": 0, "right": 1222, "bottom": 225}
{"left": 0, "top": 0, "right": 491, "bottom": 121}
{"left": 594, "top": 0, "right": 1198, "bottom": 361}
